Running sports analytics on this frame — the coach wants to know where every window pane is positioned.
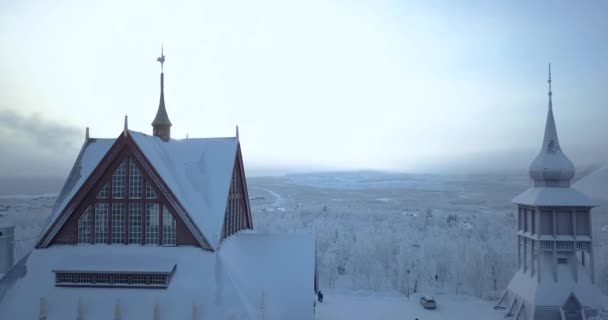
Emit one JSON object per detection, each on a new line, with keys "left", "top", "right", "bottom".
{"left": 576, "top": 211, "right": 590, "bottom": 236}
{"left": 97, "top": 183, "right": 109, "bottom": 199}
{"left": 556, "top": 210, "right": 573, "bottom": 235}
{"left": 78, "top": 206, "right": 92, "bottom": 244}
{"left": 146, "top": 181, "right": 158, "bottom": 199}
{"left": 129, "top": 160, "right": 143, "bottom": 199}
{"left": 128, "top": 203, "right": 143, "bottom": 244}
{"left": 112, "top": 160, "right": 127, "bottom": 198}
{"left": 112, "top": 203, "right": 125, "bottom": 244}
{"left": 145, "top": 204, "right": 160, "bottom": 244}
{"left": 162, "top": 207, "right": 176, "bottom": 245}
{"left": 95, "top": 203, "right": 109, "bottom": 243}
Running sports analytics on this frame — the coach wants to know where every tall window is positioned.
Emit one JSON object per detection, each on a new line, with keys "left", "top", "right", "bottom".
{"left": 145, "top": 204, "right": 160, "bottom": 244}
{"left": 112, "top": 203, "right": 125, "bottom": 243}
{"left": 112, "top": 160, "right": 127, "bottom": 198}
{"left": 129, "top": 203, "right": 143, "bottom": 244}
{"left": 95, "top": 203, "right": 109, "bottom": 243}
{"left": 76, "top": 157, "right": 178, "bottom": 246}
{"left": 78, "top": 206, "right": 92, "bottom": 244}
{"left": 162, "top": 207, "right": 176, "bottom": 245}
{"left": 129, "top": 160, "right": 143, "bottom": 199}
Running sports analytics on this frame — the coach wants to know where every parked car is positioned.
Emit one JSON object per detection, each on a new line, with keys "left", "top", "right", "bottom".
{"left": 419, "top": 296, "right": 437, "bottom": 309}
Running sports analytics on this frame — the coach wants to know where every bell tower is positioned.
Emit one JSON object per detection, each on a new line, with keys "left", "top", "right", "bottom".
{"left": 495, "top": 64, "right": 603, "bottom": 320}
{"left": 152, "top": 46, "right": 172, "bottom": 141}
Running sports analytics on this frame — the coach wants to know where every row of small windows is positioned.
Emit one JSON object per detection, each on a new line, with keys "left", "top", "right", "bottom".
{"left": 98, "top": 159, "right": 157, "bottom": 200}
{"left": 55, "top": 272, "right": 170, "bottom": 288}
{"left": 78, "top": 203, "right": 176, "bottom": 245}
{"left": 518, "top": 208, "right": 590, "bottom": 236}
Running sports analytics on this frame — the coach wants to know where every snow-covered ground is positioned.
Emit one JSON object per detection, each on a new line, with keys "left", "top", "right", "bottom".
{"left": 316, "top": 289, "right": 504, "bottom": 320}
{"left": 2, "top": 171, "right": 608, "bottom": 307}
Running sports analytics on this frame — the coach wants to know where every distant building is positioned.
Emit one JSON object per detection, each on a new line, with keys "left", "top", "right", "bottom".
{"left": 495, "top": 65, "right": 603, "bottom": 320}
{"left": 0, "top": 50, "right": 316, "bottom": 320}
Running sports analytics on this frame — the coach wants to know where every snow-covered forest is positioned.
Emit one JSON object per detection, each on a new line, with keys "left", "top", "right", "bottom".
{"left": 2, "top": 171, "right": 608, "bottom": 301}
{"left": 248, "top": 172, "right": 608, "bottom": 300}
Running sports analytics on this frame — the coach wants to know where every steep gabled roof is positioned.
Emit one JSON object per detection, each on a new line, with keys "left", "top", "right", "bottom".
{"left": 130, "top": 131, "right": 238, "bottom": 248}
{"left": 38, "top": 130, "right": 239, "bottom": 249}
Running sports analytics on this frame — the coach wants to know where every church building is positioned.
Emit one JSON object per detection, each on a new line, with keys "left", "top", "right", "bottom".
{"left": 495, "top": 65, "right": 604, "bottom": 320}
{"left": 0, "top": 50, "right": 316, "bottom": 320}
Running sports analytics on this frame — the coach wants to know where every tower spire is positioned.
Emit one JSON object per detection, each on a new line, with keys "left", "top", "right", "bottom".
{"left": 528, "top": 63, "right": 575, "bottom": 187}
{"left": 152, "top": 45, "right": 172, "bottom": 141}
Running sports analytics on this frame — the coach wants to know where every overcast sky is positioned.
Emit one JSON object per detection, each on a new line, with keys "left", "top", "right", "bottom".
{"left": 1, "top": 0, "right": 607, "bottom": 177}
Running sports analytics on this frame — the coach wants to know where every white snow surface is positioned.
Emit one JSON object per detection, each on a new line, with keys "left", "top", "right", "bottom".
{"left": 512, "top": 187, "right": 594, "bottom": 207}
{"left": 315, "top": 289, "right": 505, "bottom": 320}
{"left": 0, "top": 232, "right": 315, "bottom": 320}
{"left": 131, "top": 131, "right": 237, "bottom": 249}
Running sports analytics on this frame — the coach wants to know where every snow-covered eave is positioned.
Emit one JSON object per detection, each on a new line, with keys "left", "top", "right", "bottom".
{"left": 512, "top": 187, "right": 595, "bottom": 208}
{"left": 36, "top": 138, "right": 90, "bottom": 245}
{"left": 37, "top": 137, "right": 118, "bottom": 248}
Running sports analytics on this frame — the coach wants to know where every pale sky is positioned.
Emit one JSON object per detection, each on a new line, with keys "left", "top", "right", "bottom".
{"left": 1, "top": 0, "right": 607, "bottom": 177}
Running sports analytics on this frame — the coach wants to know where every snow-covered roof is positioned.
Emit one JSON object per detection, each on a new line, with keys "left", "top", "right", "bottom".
{"left": 50, "top": 249, "right": 176, "bottom": 273}
{"left": 0, "top": 232, "right": 316, "bottom": 320}
{"left": 219, "top": 233, "right": 316, "bottom": 320}
{"left": 39, "top": 131, "right": 239, "bottom": 249}
{"left": 40, "top": 138, "right": 115, "bottom": 241}
{"left": 512, "top": 187, "right": 594, "bottom": 207}
{"left": 130, "top": 131, "right": 238, "bottom": 248}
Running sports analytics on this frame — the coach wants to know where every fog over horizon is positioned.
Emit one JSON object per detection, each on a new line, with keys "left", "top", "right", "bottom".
{"left": 1, "top": 1, "right": 607, "bottom": 179}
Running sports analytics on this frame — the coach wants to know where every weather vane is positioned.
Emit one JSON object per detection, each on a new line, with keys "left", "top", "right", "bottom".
{"left": 157, "top": 45, "right": 166, "bottom": 72}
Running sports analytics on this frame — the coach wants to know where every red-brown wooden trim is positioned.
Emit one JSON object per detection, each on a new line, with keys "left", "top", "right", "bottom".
{"left": 40, "top": 133, "right": 211, "bottom": 249}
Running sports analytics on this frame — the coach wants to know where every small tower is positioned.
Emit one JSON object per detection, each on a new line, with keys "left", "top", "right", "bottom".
{"left": 495, "top": 64, "right": 603, "bottom": 320}
{"left": 152, "top": 46, "right": 172, "bottom": 141}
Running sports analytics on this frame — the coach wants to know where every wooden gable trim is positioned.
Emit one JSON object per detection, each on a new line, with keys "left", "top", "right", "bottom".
{"left": 236, "top": 143, "right": 254, "bottom": 229}
{"left": 38, "top": 132, "right": 212, "bottom": 250}
{"left": 38, "top": 134, "right": 127, "bottom": 248}
{"left": 219, "top": 143, "right": 254, "bottom": 241}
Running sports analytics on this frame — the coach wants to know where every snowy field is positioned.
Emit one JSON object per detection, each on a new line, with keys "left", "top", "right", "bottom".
{"left": 2, "top": 171, "right": 608, "bottom": 306}
{"left": 315, "top": 289, "right": 505, "bottom": 320}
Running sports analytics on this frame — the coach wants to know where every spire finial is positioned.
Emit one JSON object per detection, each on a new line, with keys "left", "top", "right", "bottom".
{"left": 156, "top": 44, "right": 165, "bottom": 73}
{"left": 236, "top": 124, "right": 240, "bottom": 140}
{"left": 85, "top": 126, "right": 90, "bottom": 141}
{"left": 548, "top": 63, "right": 552, "bottom": 97}
{"left": 123, "top": 114, "right": 128, "bottom": 137}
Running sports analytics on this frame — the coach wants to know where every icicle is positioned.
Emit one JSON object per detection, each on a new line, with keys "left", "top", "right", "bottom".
{"left": 153, "top": 302, "right": 160, "bottom": 320}
{"left": 123, "top": 114, "right": 129, "bottom": 137}
{"left": 39, "top": 297, "right": 48, "bottom": 320}
{"left": 191, "top": 302, "right": 198, "bottom": 320}
{"left": 113, "top": 301, "right": 122, "bottom": 320}
{"left": 76, "top": 298, "right": 84, "bottom": 320}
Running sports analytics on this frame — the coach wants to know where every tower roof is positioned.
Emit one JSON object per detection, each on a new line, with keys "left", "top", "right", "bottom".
{"left": 528, "top": 64, "right": 575, "bottom": 187}
{"left": 152, "top": 46, "right": 172, "bottom": 127}
{"left": 151, "top": 72, "right": 172, "bottom": 127}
